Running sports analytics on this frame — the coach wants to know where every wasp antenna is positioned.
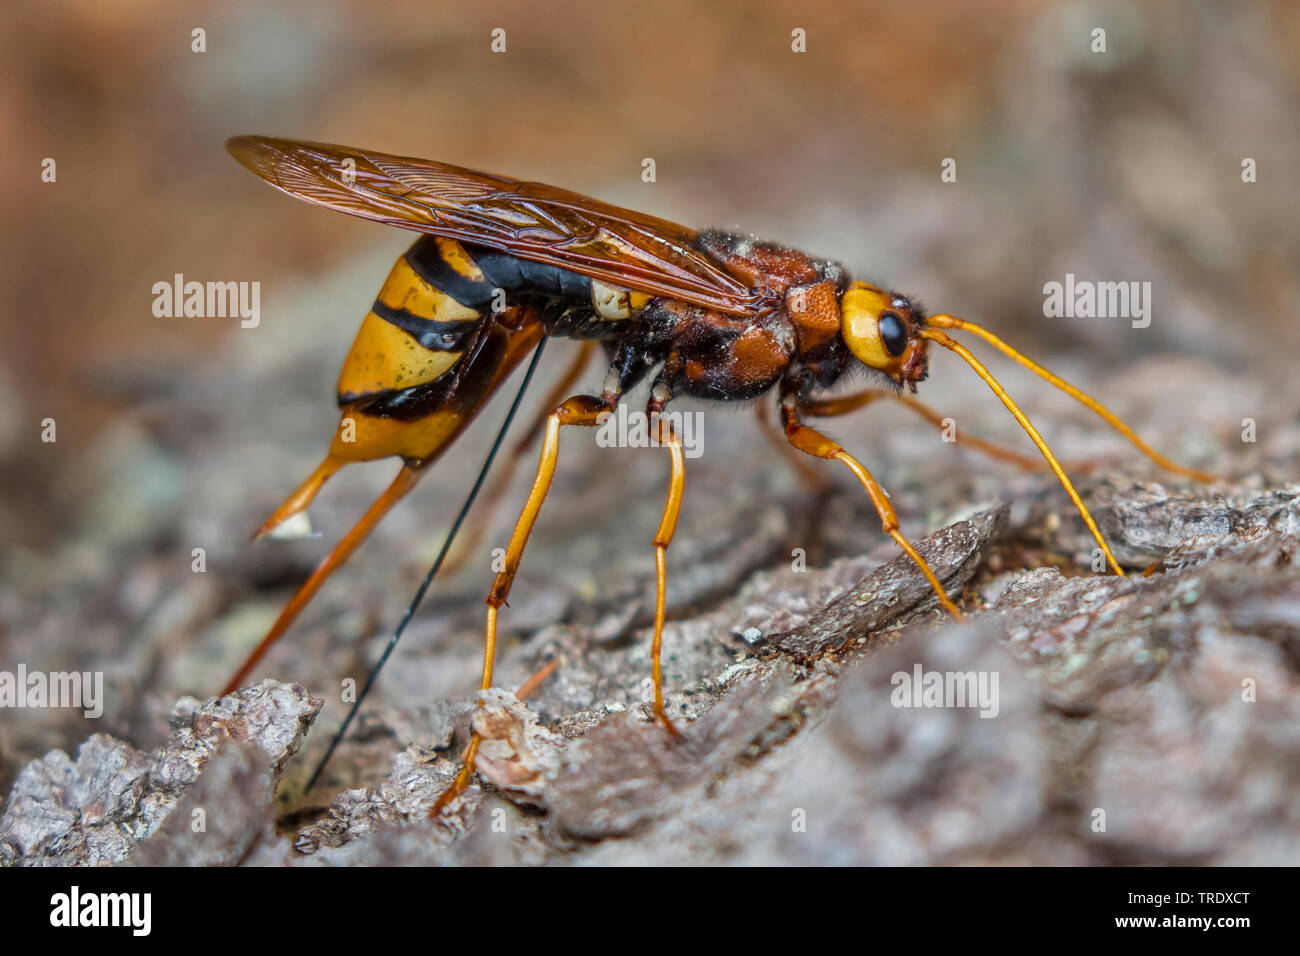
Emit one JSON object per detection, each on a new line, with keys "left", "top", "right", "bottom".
{"left": 927, "top": 315, "right": 1216, "bottom": 483}
{"left": 919, "top": 328, "right": 1125, "bottom": 577}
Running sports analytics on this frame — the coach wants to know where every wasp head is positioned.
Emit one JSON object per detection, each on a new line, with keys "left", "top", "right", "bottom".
{"left": 838, "top": 282, "right": 929, "bottom": 391}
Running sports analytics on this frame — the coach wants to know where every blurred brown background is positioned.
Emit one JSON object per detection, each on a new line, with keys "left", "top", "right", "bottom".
{"left": 2, "top": 0, "right": 1299, "bottom": 790}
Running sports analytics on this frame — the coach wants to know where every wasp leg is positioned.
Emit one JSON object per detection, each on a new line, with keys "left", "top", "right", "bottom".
{"left": 438, "top": 342, "right": 597, "bottom": 576}
{"left": 756, "top": 398, "right": 832, "bottom": 489}
{"left": 434, "top": 656, "right": 560, "bottom": 804}
{"left": 781, "top": 399, "right": 964, "bottom": 619}
{"left": 646, "top": 410, "right": 685, "bottom": 735}
{"left": 221, "top": 461, "right": 426, "bottom": 696}
{"left": 432, "top": 392, "right": 616, "bottom": 814}
{"left": 514, "top": 656, "right": 560, "bottom": 700}
{"left": 801, "top": 390, "right": 1053, "bottom": 473}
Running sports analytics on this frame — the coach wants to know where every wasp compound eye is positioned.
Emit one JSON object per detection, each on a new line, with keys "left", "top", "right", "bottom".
{"left": 879, "top": 312, "right": 907, "bottom": 356}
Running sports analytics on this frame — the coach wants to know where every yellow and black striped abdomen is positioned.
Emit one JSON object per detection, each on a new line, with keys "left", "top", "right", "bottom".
{"left": 336, "top": 236, "right": 487, "bottom": 404}
{"left": 338, "top": 235, "right": 652, "bottom": 407}
{"left": 322, "top": 234, "right": 657, "bottom": 466}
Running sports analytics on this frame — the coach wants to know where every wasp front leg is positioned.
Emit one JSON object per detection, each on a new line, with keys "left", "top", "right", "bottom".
{"left": 780, "top": 393, "right": 964, "bottom": 619}
{"left": 800, "top": 389, "right": 1049, "bottom": 472}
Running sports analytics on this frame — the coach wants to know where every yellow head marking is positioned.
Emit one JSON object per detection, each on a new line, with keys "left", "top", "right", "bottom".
{"left": 841, "top": 283, "right": 898, "bottom": 370}
{"left": 839, "top": 282, "right": 928, "bottom": 387}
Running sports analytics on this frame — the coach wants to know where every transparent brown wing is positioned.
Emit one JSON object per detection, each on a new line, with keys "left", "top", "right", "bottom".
{"left": 227, "top": 136, "right": 764, "bottom": 315}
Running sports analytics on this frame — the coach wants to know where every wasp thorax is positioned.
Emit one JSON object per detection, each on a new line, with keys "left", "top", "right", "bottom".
{"left": 840, "top": 282, "right": 926, "bottom": 386}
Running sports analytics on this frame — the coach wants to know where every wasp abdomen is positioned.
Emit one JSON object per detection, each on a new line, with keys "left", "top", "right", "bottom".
{"left": 336, "top": 237, "right": 487, "bottom": 405}
{"left": 471, "top": 245, "right": 591, "bottom": 301}
{"left": 468, "top": 242, "right": 650, "bottom": 322}
{"left": 338, "top": 235, "right": 653, "bottom": 411}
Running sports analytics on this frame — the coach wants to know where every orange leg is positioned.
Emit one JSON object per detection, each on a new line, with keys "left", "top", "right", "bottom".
{"left": 801, "top": 389, "right": 1052, "bottom": 472}
{"left": 649, "top": 417, "right": 684, "bottom": 735}
{"left": 756, "top": 399, "right": 832, "bottom": 489}
{"left": 514, "top": 657, "right": 560, "bottom": 701}
{"left": 221, "top": 461, "right": 425, "bottom": 696}
{"left": 781, "top": 400, "right": 964, "bottom": 619}
{"left": 440, "top": 341, "right": 597, "bottom": 575}
{"left": 432, "top": 394, "right": 613, "bottom": 813}
{"left": 427, "top": 656, "right": 559, "bottom": 809}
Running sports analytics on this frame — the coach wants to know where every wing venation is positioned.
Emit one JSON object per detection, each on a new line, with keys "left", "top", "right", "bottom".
{"left": 227, "top": 136, "right": 764, "bottom": 315}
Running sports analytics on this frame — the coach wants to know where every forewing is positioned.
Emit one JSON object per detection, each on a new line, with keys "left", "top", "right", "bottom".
{"left": 227, "top": 136, "right": 762, "bottom": 315}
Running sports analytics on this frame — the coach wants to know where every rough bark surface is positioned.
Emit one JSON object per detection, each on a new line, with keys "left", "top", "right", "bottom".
{"left": 3, "top": 2, "right": 1298, "bottom": 864}
{"left": 6, "top": 447, "right": 1300, "bottom": 863}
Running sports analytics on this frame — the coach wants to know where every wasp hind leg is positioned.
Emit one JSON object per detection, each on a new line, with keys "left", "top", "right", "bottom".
{"left": 431, "top": 391, "right": 618, "bottom": 815}
{"left": 645, "top": 387, "right": 685, "bottom": 735}
{"left": 439, "top": 341, "right": 598, "bottom": 576}
{"left": 781, "top": 397, "right": 964, "bottom": 619}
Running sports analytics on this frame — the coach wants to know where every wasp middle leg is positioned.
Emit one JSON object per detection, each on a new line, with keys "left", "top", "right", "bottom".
{"left": 432, "top": 381, "right": 690, "bottom": 811}
{"left": 431, "top": 392, "right": 612, "bottom": 812}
